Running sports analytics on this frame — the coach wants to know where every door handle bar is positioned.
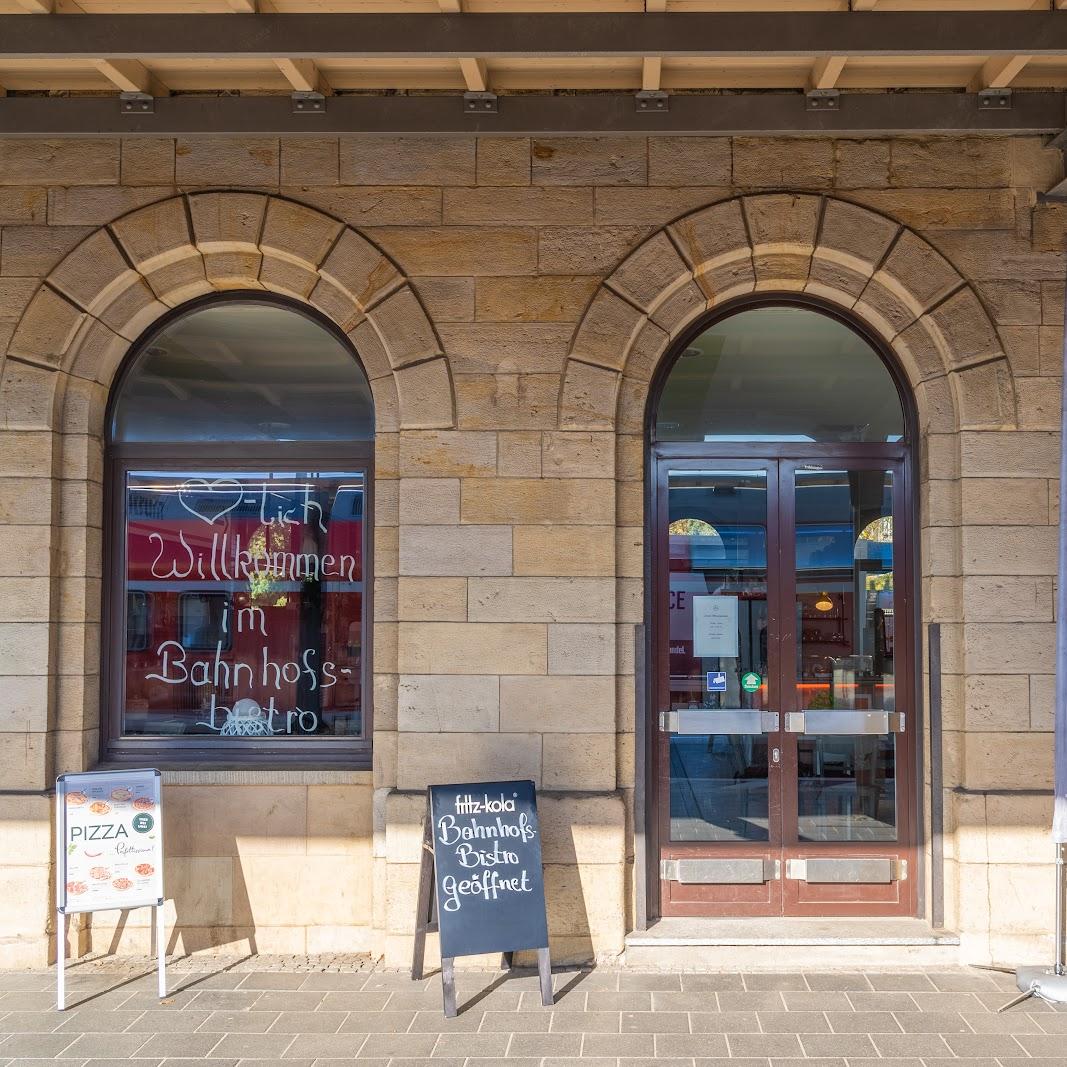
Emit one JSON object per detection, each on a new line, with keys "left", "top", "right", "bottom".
{"left": 660, "top": 709, "right": 779, "bottom": 735}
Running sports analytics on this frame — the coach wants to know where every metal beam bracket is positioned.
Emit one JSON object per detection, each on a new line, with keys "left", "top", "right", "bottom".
{"left": 806, "top": 89, "right": 839, "bottom": 112}
{"left": 636, "top": 90, "right": 669, "bottom": 113}
{"left": 120, "top": 92, "right": 154, "bottom": 115}
{"left": 291, "top": 91, "right": 326, "bottom": 114}
{"left": 464, "top": 91, "right": 497, "bottom": 114}
{"left": 978, "top": 87, "right": 1012, "bottom": 111}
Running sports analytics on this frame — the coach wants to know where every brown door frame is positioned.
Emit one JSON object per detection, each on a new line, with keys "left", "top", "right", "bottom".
{"left": 650, "top": 445, "right": 917, "bottom": 918}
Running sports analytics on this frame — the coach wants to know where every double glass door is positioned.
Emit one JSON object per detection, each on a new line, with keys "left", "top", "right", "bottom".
{"left": 656, "top": 456, "right": 916, "bottom": 917}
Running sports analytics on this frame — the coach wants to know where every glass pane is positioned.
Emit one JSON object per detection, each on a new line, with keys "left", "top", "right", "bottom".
{"left": 112, "top": 303, "right": 374, "bottom": 442}
{"left": 656, "top": 306, "right": 905, "bottom": 444}
{"left": 794, "top": 468, "right": 897, "bottom": 842}
{"left": 667, "top": 470, "right": 770, "bottom": 843}
{"left": 123, "top": 470, "right": 365, "bottom": 739}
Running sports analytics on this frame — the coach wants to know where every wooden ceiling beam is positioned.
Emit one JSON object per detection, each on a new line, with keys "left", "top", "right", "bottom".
{"left": 226, "top": 1, "right": 257, "bottom": 11}
{"left": 810, "top": 55, "right": 846, "bottom": 90}
{"left": 968, "top": 53, "right": 1032, "bottom": 91}
{"left": 642, "top": 56, "right": 662, "bottom": 91}
{"left": 458, "top": 56, "right": 488, "bottom": 92}
{"left": 274, "top": 57, "right": 330, "bottom": 94}
{"left": 15, "top": 0, "right": 52, "bottom": 12}
{"left": 7, "top": 13, "right": 1067, "bottom": 60}
{"left": 92, "top": 58, "right": 166, "bottom": 96}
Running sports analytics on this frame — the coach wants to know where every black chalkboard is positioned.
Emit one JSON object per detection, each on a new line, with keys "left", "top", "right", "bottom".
{"left": 411, "top": 779, "right": 552, "bottom": 1016}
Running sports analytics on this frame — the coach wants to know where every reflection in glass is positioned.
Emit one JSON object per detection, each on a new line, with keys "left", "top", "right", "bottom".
{"left": 794, "top": 469, "right": 897, "bottom": 841}
{"left": 112, "top": 303, "right": 374, "bottom": 443}
{"left": 656, "top": 306, "right": 906, "bottom": 444}
{"left": 667, "top": 470, "right": 769, "bottom": 842}
{"left": 122, "top": 471, "right": 364, "bottom": 739}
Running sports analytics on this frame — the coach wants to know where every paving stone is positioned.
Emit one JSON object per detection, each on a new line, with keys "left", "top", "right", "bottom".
{"left": 825, "top": 1010, "right": 901, "bottom": 1033}
{"left": 797, "top": 1033, "right": 878, "bottom": 1057}
{"left": 620, "top": 1011, "right": 689, "bottom": 1033}
{"left": 318, "top": 991, "right": 392, "bottom": 1011}
{"left": 237, "top": 975, "right": 307, "bottom": 991}
{"left": 779, "top": 991, "right": 851, "bottom": 1011}
{"left": 478, "top": 1011, "right": 551, "bottom": 1033}
{"left": 1012, "top": 1032, "right": 1067, "bottom": 1056}
{"left": 280, "top": 1033, "right": 367, "bottom": 1058}
{"left": 892, "top": 1010, "right": 970, "bottom": 1033}
{"left": 959, "top": 1009, "right": 1043, "bottom": 1033}
{"left": 802, "top": 973, "right": 871, "bottom": 991}
{"left": 652, "top": 1034, "right": 729, "bottom": 1057}
{"left": 717, "top": 992, "right": 785, "bottom": 1012}
{"left": 845, "top": 991, "right": 918, "bottom": 1012}
{"left": 867, "top": 974, "right": 938, "bottom": 992}
{"left": 433, "top": 1033, "right": 511, "bottom": 1057}
{"left": 581, "top": 1033, "right": 654, "bottom": 1056}
{"left": 724, "top": 1034, "right": 804, "bottom": 1057}
{"left": 585, "top": 992, "right": 651, "bottom": 1011}
{"left": 55, "top": 1034, "right": 147, "bottom": 1059}
{"left": 505, "top": 1031, "right": 583, "bottom": 1056}
{"left": 756, "top": 1011, "right": 830, "bottom": 1033}
{"left": 359, "top": 1033, "right": 439, "bottom": 1057}
{"left": 679, "top": 975, "right": 745, "bottom": 992}
{"left": 347, "top": 1010, "right": 421, "bottom": 1032}
{"left": 295, "top": 973, "right": 369, "bottom": 991}
{"left": 650, "top": 992, "right": 717, "bottom": 1012}
{"left": 55, "top": 1011, "right": 145, "bottom": 1033}
{"left": 688, "top": 1012, "right": 760, "bottom": 1034}
{"left": 907, "top": 990, "right": 986, "bottom": 1012}
{"left": 617, "top": 975, "right": 681, "bottom": 992}
{"left": 0, "top": 1034, "right": 78, "bottom": 1058}
{"left": 207, "top": 1034, "right": 295, "bottom": 1059}
{"left": 0, "top": 1011, "right": 65, "bottom": 1033}
{"left": 132, "top": 1033, "right": 222, "bottom": 1058}
{"left": 242, "top": 992, "right": 316, "bottom": 1012}
{"left": 741, "top": 974, "right": 808, "bottom": 992}
{"left": 266, "top": 1011, "right": 346, "bottom": 1034}
{"left": 550, "top": 1011, "right": 620, "bottom": 1033}
{"left": 195, "top": 1010, "right": 279, "bottom": 1033}
{"left": 186, "top": 991, "right": 264, "bottom": 1012}
{"left": 869, "top": 1032, "right": 954, "bottom": 1057}
{"left": 126, "top": 1011, "right": 213, "bottom": 1032}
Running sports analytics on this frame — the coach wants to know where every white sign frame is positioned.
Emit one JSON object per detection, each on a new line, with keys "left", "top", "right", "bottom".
{"left": 55, "top": 768, "right": 165, "bottom": 1009}
{"left": 692, "top": 594, "right": 739, "bottom": 659}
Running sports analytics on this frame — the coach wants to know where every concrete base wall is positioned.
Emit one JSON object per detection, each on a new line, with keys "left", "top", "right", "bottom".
{"left": 0, "top": 132, "right": 1064, "bottom": 970}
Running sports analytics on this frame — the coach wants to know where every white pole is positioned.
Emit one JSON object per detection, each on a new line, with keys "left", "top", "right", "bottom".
{"left": 56, "top": 911, "right": 66, "bottom": 1011}
{"left": 155, "top": 905, "right": 166, "bottom": 999}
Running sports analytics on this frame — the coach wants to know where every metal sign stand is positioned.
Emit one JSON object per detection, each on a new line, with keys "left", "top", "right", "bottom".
{"left": 411, "top": 815, "right": 552, "bottom": 1018}
{"left": 54, "top": 769, "right": 166, "bottom": 1011}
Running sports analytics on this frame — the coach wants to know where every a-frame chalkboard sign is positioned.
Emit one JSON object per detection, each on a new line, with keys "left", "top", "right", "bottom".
{"left": 411, "top": 779, "right": 553, "bottom": 1017}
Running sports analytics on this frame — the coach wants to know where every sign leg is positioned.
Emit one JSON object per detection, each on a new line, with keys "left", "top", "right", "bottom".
{"left": 155, "top": 905, "right": 166, "bottom": 999}
{"left": 537, "top": 947, "right": 553, "bottom": 1007}
{"left": 412, "top": 815, "right": 434, "bottom": 981}
{"left": 56, "top": 911, "right": 66, "bottom": 1011}
{"left": 441, "top": 956, "right": 458, "bottom": 1018}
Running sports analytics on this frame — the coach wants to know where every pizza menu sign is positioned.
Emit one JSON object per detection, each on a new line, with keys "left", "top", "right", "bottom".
{"left": 56, "top": 769, "right": 163, "bottom": 914}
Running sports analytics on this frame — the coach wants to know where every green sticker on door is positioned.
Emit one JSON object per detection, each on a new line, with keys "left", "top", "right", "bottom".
{"left": 741, "top": 672, "right": 762, "bottom": 693}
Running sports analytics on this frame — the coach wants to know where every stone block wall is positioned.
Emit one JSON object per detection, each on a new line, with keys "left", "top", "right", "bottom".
{"left": 0, "top": 132, "right": 1064, "bottom": 968}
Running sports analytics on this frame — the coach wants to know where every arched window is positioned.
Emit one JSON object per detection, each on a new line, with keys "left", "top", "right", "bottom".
{"left": 655, "top": 304, "right": 906, "bottom": 444}
{"left": 105, "top": 297, "right": 374, "bottom": 765}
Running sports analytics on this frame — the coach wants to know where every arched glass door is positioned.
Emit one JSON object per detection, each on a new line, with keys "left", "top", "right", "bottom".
{"left": 651, "top": 303, "right": 916, "bottom": 918}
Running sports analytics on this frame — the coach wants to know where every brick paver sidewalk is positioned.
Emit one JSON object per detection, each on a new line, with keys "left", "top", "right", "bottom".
{"left": 1, "top": 962, "right": 1064, "bottom": 1066}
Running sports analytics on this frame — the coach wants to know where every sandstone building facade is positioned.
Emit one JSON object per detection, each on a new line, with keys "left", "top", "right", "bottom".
{"left": 0, "top": 130, "right": 1063, "bottom": 971}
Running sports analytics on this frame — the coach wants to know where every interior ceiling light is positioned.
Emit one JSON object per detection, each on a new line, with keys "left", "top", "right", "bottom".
{"left": 815, "top": 592, "right": 834, "bottom": 613}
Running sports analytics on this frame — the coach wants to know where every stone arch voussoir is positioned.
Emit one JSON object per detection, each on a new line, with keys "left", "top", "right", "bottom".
{"left": 2, "top": 191, "right": 456, "bottom": 436}
{"left": 559, "top": 193, "right": 1015, "bottom": 435}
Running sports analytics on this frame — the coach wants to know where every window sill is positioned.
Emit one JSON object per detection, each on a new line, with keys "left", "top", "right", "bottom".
{"left": 93, "top": 762, "right": 373, "bottom": 786}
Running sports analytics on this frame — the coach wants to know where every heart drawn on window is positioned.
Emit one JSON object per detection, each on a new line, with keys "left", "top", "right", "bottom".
{"left": 178, "top": 479, "right": 245, "bottom": 525}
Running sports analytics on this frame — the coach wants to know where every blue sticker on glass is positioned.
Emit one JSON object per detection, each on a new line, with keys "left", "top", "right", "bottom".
{"left": 706, "top": 671, "right": 727, "bottom": 693}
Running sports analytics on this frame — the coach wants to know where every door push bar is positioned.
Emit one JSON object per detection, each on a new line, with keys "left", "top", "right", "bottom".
{"left": 659, "top": 709, "right": 779, "bottom": 735}
{"left": 785, "top": 710, "right": 905, "bottom": 735}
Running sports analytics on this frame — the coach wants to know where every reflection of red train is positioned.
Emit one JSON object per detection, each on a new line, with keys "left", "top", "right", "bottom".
{"left": 124, "top": 477, "right": 364, "bottom": 738}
